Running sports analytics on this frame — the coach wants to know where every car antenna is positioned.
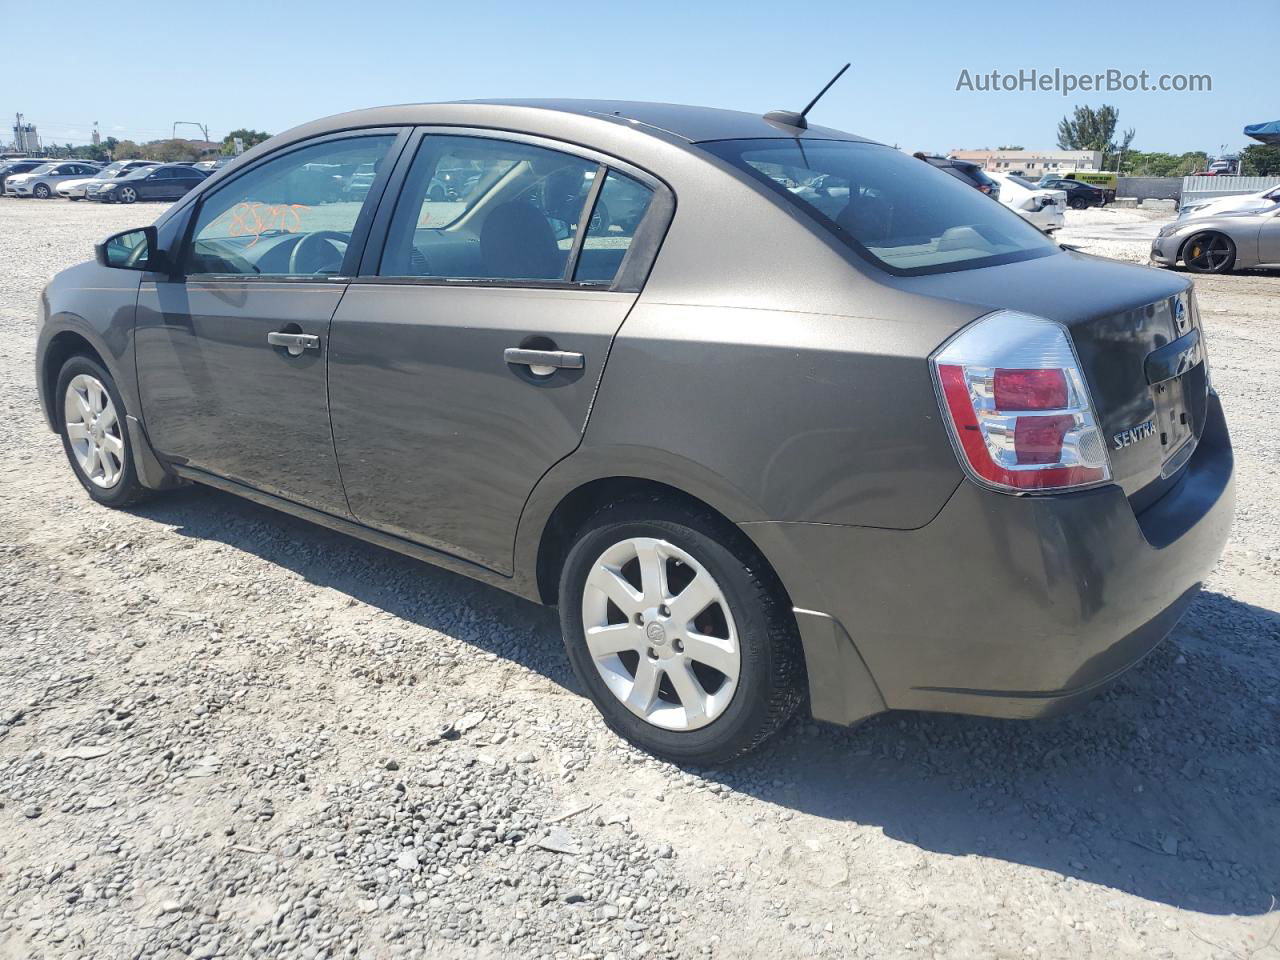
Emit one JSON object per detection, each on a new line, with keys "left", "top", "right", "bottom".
{"left": 764, "top": 63, "right": 851, "bottom": 131}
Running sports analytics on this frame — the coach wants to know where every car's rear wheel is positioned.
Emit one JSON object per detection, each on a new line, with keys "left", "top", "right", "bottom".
{"left": 1069, "top": 196, "right": 1087, "bottom": 210}
{"left": 56, "top": 356, "right": 149, "bottom": 508}
{"left": 118, "top": 186, "right": 138, "bottom": 204}
{"left": 33, "top": 183, "right": 51, "bottom": 199}
{"left": 558, "top": 502, "right": 803, "bottom": 765}
{"left": 1182, "top": 231, "right": 1235, "bottom": 273}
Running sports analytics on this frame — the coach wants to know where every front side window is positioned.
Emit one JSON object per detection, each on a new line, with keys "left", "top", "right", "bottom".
{"left": 378, "top": 135, "right": 597, "bottom": 282}
{"left": 186, "top": 135, "right": 395, "bottom": 277}
{"left": 700, "top": 139, "right": 1058, "bottom": 275}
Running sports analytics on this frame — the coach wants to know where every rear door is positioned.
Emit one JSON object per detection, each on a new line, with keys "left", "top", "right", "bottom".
{"left": 134, "top": 130, "right": 405, "bottom": 515}
{"left": 327, "top": 129, "right": 670, "bottom": 572}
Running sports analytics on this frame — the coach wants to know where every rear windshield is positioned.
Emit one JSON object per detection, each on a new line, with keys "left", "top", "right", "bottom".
{"left": 700, "top": 139, "right": 1058, "bottom": 276}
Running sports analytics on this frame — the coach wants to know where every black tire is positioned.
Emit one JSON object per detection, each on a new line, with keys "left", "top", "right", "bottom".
{"left": 558, "top": 501, "right": 803, "bottom": 765}
{"left": 55, "top": 355, "right": 150, "bottom": 509}
{"left": 118, "top": 186, "right": 138, "bottom": 204}
{"left": 33, "top": 183, "right": 51, "bottom": 199}
{"left": 1182, "top": 231, "right": 1236, "bottom": 274}
{"left": 1069, "top": 196, "right": 1087, "bottom": 210}
{"left": 428, "top": 184, "right": 446, "bottom": 202}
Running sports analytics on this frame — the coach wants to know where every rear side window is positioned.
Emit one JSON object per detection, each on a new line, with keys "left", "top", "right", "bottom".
{"left": 701, "top": 139, "right": 1057, "bottom": 276}
{"left": 378, "top": 135, "right": 598, "bottom": 283}
{"left": 574, "top": 170, "right": 653, "bottom": 282}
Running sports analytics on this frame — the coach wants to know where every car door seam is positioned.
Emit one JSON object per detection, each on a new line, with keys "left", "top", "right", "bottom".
{"left": 326, "top": 283, "right": 357, "bottom": 518}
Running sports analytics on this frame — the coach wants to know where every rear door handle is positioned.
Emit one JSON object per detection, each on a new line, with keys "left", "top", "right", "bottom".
{"left": 267, "top": 332, "right": 321, "bottom": 357}
{"left": 503, "top": 348, "right": 585, "bottom": 372}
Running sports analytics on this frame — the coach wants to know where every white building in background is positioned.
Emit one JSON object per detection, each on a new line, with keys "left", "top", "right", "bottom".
{"left": 12, "top": 113, "right": 40, "bottom": 154}
{"left": 949, "top": 149, "right": 1104, "bottom": 174}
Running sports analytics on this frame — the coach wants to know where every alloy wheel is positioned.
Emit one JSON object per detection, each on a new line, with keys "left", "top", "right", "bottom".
{"left": 63, "top": 374, "right": 125, "bottom": 489}
{"left": 1185, "top": 233, "right": 1233, "bottom": 272}
{"left": 581, "top": 537, "right": 741, "bottom": 731}
{"left": 119, "top": 186, "right": 137, "bottom": 204}
{"left": 34, "top": 183, "right": 50, "bottom": 199}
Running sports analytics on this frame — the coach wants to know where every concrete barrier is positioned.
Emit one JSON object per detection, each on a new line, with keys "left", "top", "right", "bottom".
{"left": 1118, "top": 177, "right": 1182, "bottom": 202}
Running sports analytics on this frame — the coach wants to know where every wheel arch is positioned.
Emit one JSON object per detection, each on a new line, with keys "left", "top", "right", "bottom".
{"left": 531, "top": 474, "right": 789, "bottom": 606}
{"left": 39, "top": 329, "right": 109, "bottom": 431}
{"left": 1176, "top": 228, "right": 1235, "bottom": 266}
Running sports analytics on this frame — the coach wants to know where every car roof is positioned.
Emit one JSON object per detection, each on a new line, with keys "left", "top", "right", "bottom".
{"left": 277, "top": 99, "right": 874, "bottom": 146}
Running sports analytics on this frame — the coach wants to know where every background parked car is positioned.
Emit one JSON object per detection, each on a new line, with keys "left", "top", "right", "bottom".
{"left": 916, "top": 154, "right": 1001, "bottom": 201}
{"left": 988, "top": 172, "right": 1065, "bottom": 233}
{"left": 5, "top": 161, "right": 101, "bottom": 198}
{"left": 58, "top": 160, "right": 158, "bottom": 200}
{"left": 93, "top": 163, "right": 207, "bottom": 203}
{"left": 1151, "top": 202, "right": 1280, "bottom": 273}
{"left": 1037, "top": 176, "right": 1108, "bottom": 209}
{"left": 0, "top": 158, "right": 52, "bottom": 193}
{"left": 1179, "top": 183, "right": 1280, "bottom": 219}
{"left": 192, "top": 157, "right": 236, "bottom": 173}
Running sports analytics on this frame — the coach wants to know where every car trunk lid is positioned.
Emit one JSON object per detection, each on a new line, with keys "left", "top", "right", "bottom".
{"left": 897, "top": 249, "right": 1210, "bottom": 504}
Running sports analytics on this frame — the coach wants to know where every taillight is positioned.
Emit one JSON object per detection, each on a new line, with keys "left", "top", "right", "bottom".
{"left": 931, "top": 311, "right": 1111, "bottom": 493}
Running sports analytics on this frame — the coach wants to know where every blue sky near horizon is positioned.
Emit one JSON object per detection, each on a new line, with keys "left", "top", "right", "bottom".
{"left": 3, "top": 0, "right": 1273, "bottom": 156}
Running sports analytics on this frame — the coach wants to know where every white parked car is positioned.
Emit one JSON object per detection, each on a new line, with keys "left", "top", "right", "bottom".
{"left": 1178, "top": 184, "right": 1280, "bottom": 219}
{"left": 989, "top": 173, "right": 1066, "bottom": 233}
{"left": 4, "top": 161, "right": 101, "bottom": 198}
{"left": 57, "top": 160, "right": 158, "bottom": 199}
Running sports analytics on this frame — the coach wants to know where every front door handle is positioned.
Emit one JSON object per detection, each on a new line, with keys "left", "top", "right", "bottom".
{"left": 504, "top": 348, "right": 585, "bottom": 374}
{"left": 268, "top": 332, "right": 321, "bottom": 357}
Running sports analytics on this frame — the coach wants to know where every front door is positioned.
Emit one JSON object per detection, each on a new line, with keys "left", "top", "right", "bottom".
{"left": 1258, "top": 208, "right": 1280, "bottom": 264}
{"left": 328, "top": 131, "right": 663, "bottom": 572}
{"left": 135, "top": 131, "right": 403, "bottom": 515}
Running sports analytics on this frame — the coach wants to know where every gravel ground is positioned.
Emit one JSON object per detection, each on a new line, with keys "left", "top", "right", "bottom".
{"left": 2, "top": 200, "right": 1278, "bottom": 960}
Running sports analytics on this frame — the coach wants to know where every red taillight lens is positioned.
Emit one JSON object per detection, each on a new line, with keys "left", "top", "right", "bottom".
{"left": 932, "top": 312, "right": 1111, "bottom": 494}
{"left": 993, "top": 368, "right": 1067, "bottom": 410}
{"left": 1013, "top": 414, "right": 1074, "bottom": 464}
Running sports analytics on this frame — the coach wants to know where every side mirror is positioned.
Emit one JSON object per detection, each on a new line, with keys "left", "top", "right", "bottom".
{"left": 95, "top": 225, "right": 161, "bottom": 271}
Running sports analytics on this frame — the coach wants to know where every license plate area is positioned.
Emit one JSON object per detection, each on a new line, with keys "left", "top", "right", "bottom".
{"left": 1153, "top": 371, "right": 1197, "bottom": 476}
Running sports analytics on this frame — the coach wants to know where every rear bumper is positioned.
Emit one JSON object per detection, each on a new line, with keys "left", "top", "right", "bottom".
{"left": 744, "top": 392, "right": 1234, "bottom": 725}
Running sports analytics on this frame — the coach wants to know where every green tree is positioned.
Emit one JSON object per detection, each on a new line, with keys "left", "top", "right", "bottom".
{"left": 1123, "top": 151, "right": 1207, "bottom": 177}
{"left": 114, "top": 139, "right": 144, "bottom": 159}
{"left": 996, "top": 144, "right": 1024, "bottom": 151}
{"left": 1241, "top": 144, "right": 1280, "bottom": 176}
{"left": 146, "top": 138, "right": 200, "bottom": 162}
{"left": 220, "top": 128, "right": 271, "bottom": 156}
{"left": 1056, "top": 105, "right": 1134, "bottom": 170}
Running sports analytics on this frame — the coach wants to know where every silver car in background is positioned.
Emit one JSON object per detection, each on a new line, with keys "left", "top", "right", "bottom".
{"left": 1151, "top": 202, "right": 1280, "bottom": 273}
{"left": 5, "top": 160, "right": 102, "bottom": 198}
{"left": 58, "top": 160, "right": 158, "bottom": 200}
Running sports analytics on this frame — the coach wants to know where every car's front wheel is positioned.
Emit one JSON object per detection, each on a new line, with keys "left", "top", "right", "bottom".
{"left": 118, "top": 186, "right": 138, "bottom": 204}
{"left": 33, "top": 183, "right": 51, "bottom": 199}
{"left": 56, "top": 356, "right": 150, "bottom": 508}
{"left": 1182, "top": 231, "right": 1236, "bottom": 273}
{"left": 558, "top": 502, "right": 803, "bottom": 765}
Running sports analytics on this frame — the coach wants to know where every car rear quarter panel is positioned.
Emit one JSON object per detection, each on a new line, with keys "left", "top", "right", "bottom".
{"left": 579, "top": 299, "right": 967, "bottom": 530}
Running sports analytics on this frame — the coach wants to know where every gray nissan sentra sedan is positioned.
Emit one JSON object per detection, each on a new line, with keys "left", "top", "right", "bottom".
{"left": 35, "top": 100, "right": 1234, "bottom": 764}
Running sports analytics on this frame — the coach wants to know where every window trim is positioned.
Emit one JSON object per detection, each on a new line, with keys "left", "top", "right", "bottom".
{"left": 175, "top": 126, "right": 412, "bottom": 283}
{"left": 354, "top": 125, "right": 673, "bottom": 294}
